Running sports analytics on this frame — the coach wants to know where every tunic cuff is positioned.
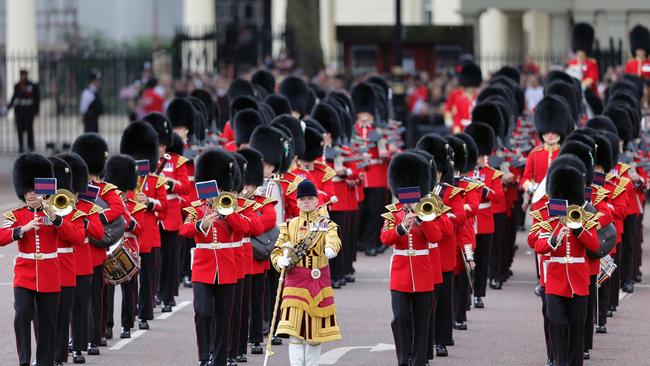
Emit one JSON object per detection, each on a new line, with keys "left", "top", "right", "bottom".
{"left": 52, "top": 215, "right": 63, "bottom": 227}
{"left": 12, "top": 227, "right": 22, "bottom": 241}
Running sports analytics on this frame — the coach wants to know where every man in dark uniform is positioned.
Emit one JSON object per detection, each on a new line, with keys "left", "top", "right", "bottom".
{"left": 80, "top": 70, "right": 103, "bottom": 133}
{"left": 8, "top": 70, "right": 40, "bottom": 153}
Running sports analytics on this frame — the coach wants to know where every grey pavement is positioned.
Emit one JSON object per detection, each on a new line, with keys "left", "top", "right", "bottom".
{"left": 0, "top": 187, "right": 648, "bottom": 365}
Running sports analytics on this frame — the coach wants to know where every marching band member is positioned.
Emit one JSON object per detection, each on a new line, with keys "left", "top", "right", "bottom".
{"left": 625, "top": 25, "right": 650, "bottom": 80}
{"left": 568, "top": 23, "right": 599, "bottom": 97}
{"left": 445, "top": 61, "right": 482, "bottom": 133}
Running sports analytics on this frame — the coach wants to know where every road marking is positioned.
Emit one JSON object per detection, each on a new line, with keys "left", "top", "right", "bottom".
{"left": 320, "top": 343, "right": 395, "bottom": 364}
{"left": 109, "top": 300, "right": 191, "bottom": 351}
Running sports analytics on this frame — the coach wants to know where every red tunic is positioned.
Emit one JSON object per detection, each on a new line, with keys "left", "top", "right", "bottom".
{"left": 520, "top": 145, "right": 559, "bottom": 191}
{"left": 444, "top": 88, "right": 475, "bottom": 132}
{"left": 439, "top": 183, "right": 465, "bottom": 273}
{"left": 326, "top": 146, "right": 361, "bottom": 212}
{"left": 624, "top": 58, "right": 650, "bottom": 79}
{"left": 237, "top": 198, "right": 264, "bottom": 278}
{"left": 126, "top": 175, "right": 168, "bottom": 253}
{"left": 56, "top": 209, "right": 87, "bottom": 287}
{"left": 90, "top": 180, "right": 126, "bottom": 266}
{"left": 473, "top": 166, "right": 505, "bottom": 234}
{"left": 567, "top": 57, "right": 600, "bottom": 96}
{"left": 354, "top": 123, "right": 389, "bottom": 188}
{"left": 160, "top": 153, "right": 190, "bottom": 231}
{"left": 75, "top": 199, "right": 104, "bottom": 276}
{"left": 251, "top": 195, "right": 277, "bottom": 274}
{"left": 587, "top": 185, "right": 613, "bottom": 275}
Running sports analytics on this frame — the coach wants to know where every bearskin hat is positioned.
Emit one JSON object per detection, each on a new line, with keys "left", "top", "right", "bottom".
{"left": 230, "top": 95, "right": 259, "bottom": 122}
{"left": 388, "top": 151, "right": 432, "bottom": 199}
{"left": 234, "top": 109, "right": 263, "bottom": 147}
{"left": 311, "top": 103, "right": 342, "bottom": 141}
{"left": 303, "top": 117, "right": 326, "bottom": 134}
{"left": 351, "top": 82, "right": 378, "bottom": 117}
{"left": 232, "top": 152, "right": 246, "bottom": 193}
{"left": 471, "top": 102, "right": 506, "bottom": 141}
{"left": 584, "top": 87, "right": 603, "bottom": 115}
{"left": 271, "top": 124, "right": 296, "bottom": 173}
{"left": 604, "top": 105, "right": 633, "bottom": 145}
{"left": 166, "top": 98, "right": 195, "bottom": 137}
{"left": 187, "top": 96, "right": 207, "bottom": 142}
{"left": 13, "top": 153, "right": 54, "bottom": 201}
{"left": 534, "top": 95, "right": 572, "bottom": 141}
{"left": 477, "top": 85, "right": 516, "bottom": 123}
{"left": 252, "top": 69, "right": 276, "bottom": 95}
{"left": 271, "top": 115, "right": 305, "bottom": 157}
{"left": 559, "top": 140, "right": 594, "bottom": 185}
{"left": 455, "top": 133, "right": 479, "bottom": 173}
{"left": 237, "top": 147, "right": 264, "bottom": 187}
{"left": 366, "top": 76, "right": 390, "bottom": 99}
{"left": 572, "top": 22, "right": 595, "bottom": 54}
{"left": 547, "top": 164, "right": 585, "bottom": 205}
{"left": 329, "top": 90, "right": 355, "bottom": 117}
{"left": 142, "top": 112, "right": 173, "bottom": 147}
{"left": 464, "top": 122, "right": 495, "bottom": 156}
{"left": 299, "top": 127, "right": 324, "bottom": 163}
{"left": 258, "top": 102, "right": 275, "bottom": 124}
{"left": 195, "top": 149, "right": 237, "bottom": 192}
{"left": 621, "top": 74, "right": 644, "bottom": 100}
{"left": 547, "top": 155, "right": 587, "bottom": 199}
{"left": 410, "top": 149, "right": 439, "bottom": 187}
{"left": 264, "top": 94, "right": 291, "bottom": 117}
{"left": 459, "top": 62, "right": 482, "bottom": 87}
{"left": 599, "top": 131, "right": 620, "bottom": 167}
{"left": 585, "top": 116, "right": 617, "bottom": 135}
{"left": 120, "top": 121, "right": 159, "bottom": 173}
{"left": 629, "top": 24, "right": 650, "bottom": 56}
{"left": 56, "top": 152, "right": 89, "bottom": 194}
{"left": 227, "top": 78, "right": 255, "bottom": 101}
{"left": 489, "top": 75, "right": 524, "bottom": 118}
{"left": 591, "top": 132, "right": 614, "bottom": 173}
{"left": 103, "top": 154, "right": 137, "bottom": 192}
{"left": 49, "top": 157, "right": 72, "bottom": 192}
{"left": 415, "top": 134, "right": 452, "bottom": 177}
{"left": 71, "top": 133, "right": 109, "bottom": 176}
{"left": 166, "top": 132, "right": 184, "bottom": 156}
{"left": 545, "top": 80, "right": 579, "bottom": 123}
{"left": 493, "top": 66, "right": 521, "bottom": 84}
{"left": 279, "top": 76, "right": 309, "bottom": 117}
{"left": 249, "top": 125, "right": 287, "bottom": 173}
{"left": 608, "top": 78, "right": 642, "bottom": 102}
{"left": 446, "top": 135, "right": 467, "bottom": 174}
{"left": 191, "top": 89, "right": 217, "bottom": 126}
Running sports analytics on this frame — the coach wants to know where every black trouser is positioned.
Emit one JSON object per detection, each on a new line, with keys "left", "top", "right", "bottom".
{"left": 71, "top": 274, "right": 92, "bottom": 352}
{"left": 14, "top": 287, "right": 59, "bottom": 366}
{"left": 584, "top": 275, "right": 596, "bottom": 351}
{"left": 473, "top": 233, "right": 493, "bottom": 298}
{"left": 121, "top": 276, "right": 138, "bottom": 329}
{"left": 344, "top": 211, "right": 357, "bottom": 275}
{"left": 540, "top": 287, "right": 554, "bottom": 361}
{"left": 55, "top": 286, "right": 75, "bottom": 362}
{"left": 153, "top": 246, "right": 161, "bottom": 300}
{"left": 546, "top": 294, "right": 587, "bottom": 366}
{"left": 159, "top": 227, "right": 179, "bottom": 304}
{"left": 597, "top": 278, "right": 609, "bottom": 326}
{"left": 434, "top": 271, "right": 454, "bottom": 346}
{"left": 249, "top": 272, "right": 266, "bottom": 344}
{"left": 83, "top": 115, "right": 99, "bottom": 133}
{"left": 621, "top": 215, "right": 637, "bottom": 285}
{"left": 89, "top": 264, "right": 105, "bottom": 344}
{"left": 360, "top": 187, "right": 386, "bottom": 251}
{"left": 267, "top": 267, "right": 281, "bottom": 333}
{"left": 634, "top": 211, "right": 643, "bottom": 277}
{"left": 15, "top": 110, "right": 35, "bottom": 152}
{"left": 238, "top": 275, "right": 252, "bottom": 355}
{"left": 609, "top": 244, "right": 621, "bottom": 308}
{"left": 453, "top": 272, "right": 470, "bottom": 323}
{"left": 489, "top": 213, "right": 506, "bottom": 282}
{"left": 194, "top": 282, "right": 236, "bottom": 363}
{"left": 138, "top": 252, "right": 154, "bottom": 320}
{"left": 104, "top": 284, "right": 115, "bottom": 331}
{"left": 180, "top": 236, "right": 194, "bottom": 279}
{"left": 228, "top": 278, "right": 245, "bottom": 358}
{"left": 329, "top": 211, "right": 346, "bottom": 281}
{"left": 391, "top": 290, "right": 433, "bottom": 366}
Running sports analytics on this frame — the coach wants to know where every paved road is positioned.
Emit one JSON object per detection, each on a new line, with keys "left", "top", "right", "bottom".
{"left": 0, "top": 193, "right": 648, "bottom": 365}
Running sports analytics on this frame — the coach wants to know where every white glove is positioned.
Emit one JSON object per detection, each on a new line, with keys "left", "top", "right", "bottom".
{"left": 325, "top": 247, "right": 337, "bottom": 259}
{"left": 277, "top": 256, "right": 291, "bottom": 269}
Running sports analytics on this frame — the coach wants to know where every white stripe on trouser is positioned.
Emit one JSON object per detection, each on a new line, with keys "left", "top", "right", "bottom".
{"left": 289, "top": 336, "right": 305, "bottom": 366}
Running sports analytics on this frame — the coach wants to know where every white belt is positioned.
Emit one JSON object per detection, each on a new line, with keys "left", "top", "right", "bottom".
{"left": 242, "top": 238, "right": 251, "bottom": 244}
{"left": 428, "top": 243, "right": 438, "bottom": 249}
{"left": 57, "top": 247, "right": 74, "bottom": 254}
{"left": 368, "top": 159, "right": 383, "bottom": 165}
{"left": 479, "top": 202, "right": 492, "bottom": 209}
{"left": 166, "top": 193, "right": 179, "bottom": 200}
{"left": 195, "top": 241, "right": 242, "bottom": 250}
{"left": 393, "top": 248, "right": 429, "bottom": 256}
{"left": 549, "top": 256, "right": 585, "bottom": 264}
{"left": 332, "top": 177, "right": 344, "bottom": 182}
{"left": 17, "top": 252, "right": 58, "bottom": 260}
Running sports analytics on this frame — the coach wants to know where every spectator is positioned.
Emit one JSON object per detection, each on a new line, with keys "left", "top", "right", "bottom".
{"left": 524, "top": 74, "right": 543, "bottom": 111}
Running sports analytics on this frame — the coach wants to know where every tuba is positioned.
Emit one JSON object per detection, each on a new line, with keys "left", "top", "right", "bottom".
{"left": 46, "top": 189, "right": 76, "bottom": 216}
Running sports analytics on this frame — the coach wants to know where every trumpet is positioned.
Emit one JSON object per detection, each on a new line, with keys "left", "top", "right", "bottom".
{"left": 209, "top": 192, "right": 238, "bottom": 216}
{"left": 43, "top": 189, "right": 76, "bottom": 216}
{"left": 562, "top": 205, "right": 586, "bottom": 229}
{"left": 413, "top": 194, "right": 447, "bottom": 222}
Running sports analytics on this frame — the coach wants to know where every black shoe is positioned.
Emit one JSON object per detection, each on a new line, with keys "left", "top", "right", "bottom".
{"left": 155, "top": 294, "right": 162, "bottom": 306}
{"left": 583, "top": 351, "right": 590, "bottom": 360}
{"left": 453, "top": 321, "right": 467, "bottom": 330}
{"left": 365, "top": 248, "right": 377, "bottom": 256}
{"left": 226, "top": 358, "right": 237, "bottom": 366}
{"left": 162, "top": 304, "right": 173, "bottom": 312}
{"left": 635, "top": 272, "right": 643, "bottom": 283}
{"left": 138, "top": 319, "right": 149, "bottom": 330}
{"left": 68, "top": 339, "right": 73, "bottom": 354}
{"left": 199, "top": 361, "right": 210, "bottom": 366}
{"left": 609, "top": 305, "right": 617, "bottom": 312}
{"left": 345, "top": 274, "right": 356, "bottom": 283}
{"left": 331, "top": 280, "right": 342, "bottom": 289}
{"left": 607, "top": 310, "right": 613, "bottom": 317}
{"left": 340, "top": 277, "right": 347, "bottom": 286}
{"left": 534, "top": 283, "right": 542, "bottom": 296}
{"left": 105, "top": 327, "right": 113, "bottom": 340}
{"left": 271, "top": 336, "right": 282, "bottom": 345}
{"left": 595, "top": 325, "right": 607, "bottom": 333}
{"left": 236, "top": 354, "right": 247, "bottom": 362}
{"left": 170, "top": 298, "right": 176, "bottom": 306}
{"left": 120, "top": 327, "right": 131, "bottom": 338}
{"left": 72, "top": 351, "right": 86, "bottom": 363}
{"left": 98, "top": 337, "right": 107, "bottom": 346}
{"left": 473, "top": 297, "right": 484, "bottom": 308}
{"left": 87, "top": 344, "right": 100, "bottom": 355}
{"left": 376, "top": 244, "right": 388, "bottom": 254}
{"left": 251, "top": 343, "right": 263, "bottom": 354}
{"left": 448, "top": 339, "right": 455, "bottom": 346}
{"left": 622, "top": 282, "right": 634, "bottom": 293}
{"left": 183, "top": 276, "right": 193, "bottom": 288}
{"left": 545, "top": 358, "right": 553, "bottom": 366}
{"left": 489, "top": 279, "right": 502, "bottom": 289}
{"left": 54, "top": 361, "right": 64, "bottom": 366}
{"left": 435, "top": 345, "right": 448, "bottom": 357}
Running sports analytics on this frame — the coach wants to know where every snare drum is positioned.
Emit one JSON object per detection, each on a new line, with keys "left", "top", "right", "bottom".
{"left": 103, "top": 239, "right": 141, "bottom": 285}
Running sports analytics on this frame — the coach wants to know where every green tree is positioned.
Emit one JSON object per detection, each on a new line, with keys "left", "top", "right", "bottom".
{"left": 286, "top": 0, "right": 324, "bottom": 75}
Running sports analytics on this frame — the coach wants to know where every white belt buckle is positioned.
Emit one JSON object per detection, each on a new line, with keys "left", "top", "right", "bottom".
{"left": 311, "top": 268, "right": 321, "bottom": 279}
{"left": 34, "top": 253, "right": 43, "bottom": 260}
{"left": 407, "top": 249, "right": 416, "bottom": 256}
{"left": 566, "top": 256, "right": 573, "bottom": 264}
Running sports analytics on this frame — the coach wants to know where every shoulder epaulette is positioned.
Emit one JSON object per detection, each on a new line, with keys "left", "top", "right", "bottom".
{"left": 535, "top": 218, "right": 554, "bottom": 233}
{"left": 381, "top": 212, "right": 395, "bottom": 222}
{"left": 71, "top": 210, "right": 87, "bottom": 221}
{"left": 385, "top": 203, "right": 399, "bottom": 212}
{"left": 618, "top": 163, "right": 631, "bottom": 176}
{"left": 262, "top": 197, "right": 277, "bottom": 207}
{"left": 490, "top": 168, "right": 504, "bottom": 180}
{"left": 191, "top": 200, "right": 203, "bottom": 207}
{"left": 531, "top": 145, "right": 543, "bottom": 152}
{"left": 90, "top": 204, "right": 103, "bottom": 215}
{"left": 131, "top": 202, "right": 148, "bottom": 214}
{"left": 176, "top": 156, "right": 188, "bottom": 168}
{"left": 2, "top": 210, "right": 17, "bottom": 222}
{"left": 286, "top": 175, "right": 304, "bottom": 195}
{"left": 584, "top": 212, "right": 603, "bottom": 231}
{"left": 465, "top": 181, "right": 484, "bottom": 192}
{"left": 156, "top": 175, "right": 167, "bottom": 188}
{"left": 102, "top": 182, "right": 117, "bottom": 195}
{"left": 529, "top": 208, "right": 543, "bottom": 222}
{"left": 449, "top": 186, "right": 464, "bottom": 199}
{"left": 321, "top": 164, "right": 337, "bottom": 182}
{"left": 592, "top": 185, "right": 610, "bottom": 205}
{"left": 612, "top": 177, "right": 630, "bottom": 199}
{"left": 183, "top": 206, "right": 198, "bottom": 218}
{"left": 236, "top": 199, "right": 256, "bottom": 213}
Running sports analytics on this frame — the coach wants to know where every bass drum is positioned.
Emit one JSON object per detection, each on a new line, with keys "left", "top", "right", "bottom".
{"left": 103, "top": 236, "right": 140, "bottom": 285}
